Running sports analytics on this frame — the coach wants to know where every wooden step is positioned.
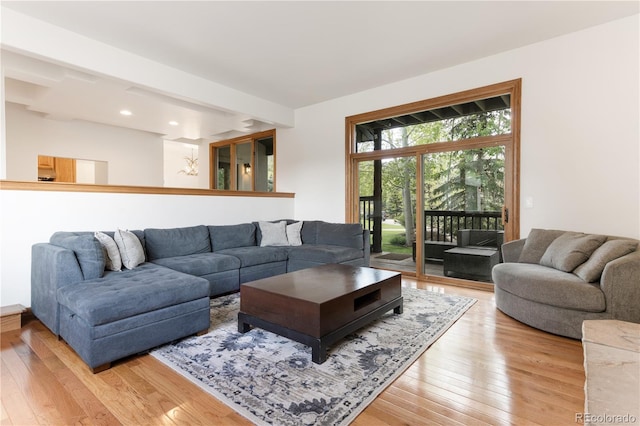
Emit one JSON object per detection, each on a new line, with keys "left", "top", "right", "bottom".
{"left": 0, "top": 304, "right": 26, "bottom": 332}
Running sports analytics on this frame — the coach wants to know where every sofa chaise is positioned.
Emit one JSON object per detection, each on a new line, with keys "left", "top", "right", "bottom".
{"left": 492, "top": 229, "right": 640, "bottom": 339}
{"left": 31, "top": 220, "right": 370, "bottom": 372}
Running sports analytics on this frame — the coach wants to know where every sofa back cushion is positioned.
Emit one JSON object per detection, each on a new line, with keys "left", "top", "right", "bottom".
{"left": 539, "top": 232, "right": 607, "bottom": 272}
{"left": 317, "top": 222, "right": 364, "bottom": 250}
{"left": 209, "top": 223, "right": 256, "bottom": 251}
{"left": 145, "top": 225, "right": 211, "bottom": 261}
{"left": 518, "top": 229, "right": 566, "bottom": 264}
{"left": 300, "top": 221, "right": 322, "bottom": 244}
{"left": 50, "top": 232, "right": 105, "bottom": 280}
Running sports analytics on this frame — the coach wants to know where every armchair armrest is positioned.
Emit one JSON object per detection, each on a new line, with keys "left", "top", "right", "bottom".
{"left": 600, "top": 250, "right": 640, "bottom": 323}
{"left": 501, "top": 239, "right": 526, "bottom": 263}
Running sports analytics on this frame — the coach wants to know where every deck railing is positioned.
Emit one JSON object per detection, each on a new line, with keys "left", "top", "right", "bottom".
{"left": 424, "top": 210, "right": 503, "bottom": 243}
{"left": 359, "top": 197, "right": 503, "bottom": 253}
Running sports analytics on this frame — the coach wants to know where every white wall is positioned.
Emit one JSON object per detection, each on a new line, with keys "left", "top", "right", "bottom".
{"left": 278, "top": 15, "right": 640, "bottom": 239}
{"left": 163, "top": 140, "right": 202, "bottom": 189}
{"left": 0, "top": 189, "right": 294, "bottom": 306}
{"left": 6, "top": 103, "right": 164, "bottom": 186}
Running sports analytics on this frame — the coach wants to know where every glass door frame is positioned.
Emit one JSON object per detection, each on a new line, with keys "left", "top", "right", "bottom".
{"left": 345, "top": 79, "right": 521, "bottom": 287}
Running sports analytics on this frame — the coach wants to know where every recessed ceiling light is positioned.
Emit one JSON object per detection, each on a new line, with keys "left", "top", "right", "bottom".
{"left": 169, "top": 120, "right": 179, "bottom": 126}
{"left": 120, "top": 109, "right": 132, "bottom": 116}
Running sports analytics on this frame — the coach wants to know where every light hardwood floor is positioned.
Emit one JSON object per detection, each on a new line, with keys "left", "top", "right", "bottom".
{"left": 1, "top": 279, "right": 585, "bottom": 425}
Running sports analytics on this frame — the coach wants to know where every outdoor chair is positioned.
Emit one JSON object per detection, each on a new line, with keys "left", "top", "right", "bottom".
{"left": 443, "top": 229, "right": 504, "bottom": 281}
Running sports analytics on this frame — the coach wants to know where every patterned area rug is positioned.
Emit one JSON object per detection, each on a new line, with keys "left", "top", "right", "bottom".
{"left": 151, "top": 287, "right": 476, "bottom": 425}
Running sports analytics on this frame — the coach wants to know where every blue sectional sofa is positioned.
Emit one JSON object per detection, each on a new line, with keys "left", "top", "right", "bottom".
{"left": 31, "top": 220, "right": 370, "bottom": 372}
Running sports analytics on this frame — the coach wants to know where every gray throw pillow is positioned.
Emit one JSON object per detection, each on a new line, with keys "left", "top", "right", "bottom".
{"left": 114, "top": 229, "right": 145, "bottom": 269}
{"left": 286, "top": 221, "right": 303, "bottom": 246}
{"left": 259, "top": 221, "right": 290, "bottom": 247}
{"left": 94, "top": 231, "right": 122, "bottom": 271}
{"left": 518, "top": 229, "right": 566, "bottom": 264}
{"left": 574, "top": 239, "right": 638, "bottom": 282}
{"left": 539, "top": 232, "right": 607, "bottom": 272}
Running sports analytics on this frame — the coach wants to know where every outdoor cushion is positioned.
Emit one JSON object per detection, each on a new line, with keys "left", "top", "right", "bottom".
{"left": 56, "top": 263, "right": 209, "bottom": 326}
{"left": 287, "top": 244, "right": 363, "bottom": 264}
{"left": 493, "top": 263, "right": 605, "bottom": 312}
{"left": 50, "top": 232, "right": 105, "bottom": 280}
{"left": 216, "top": 246, "right": 288, "bottom": 267}
{"left": 209, "top": 223, "right": 256, "bottom": 251}
{"left": 540, "top": 232, "right": 606, "bottom": 272}
{"left": 145, "top": 225, "right": 211, "bottom": 261}
{"left": 151, "top": 253, "right": 241, "bottom": 276}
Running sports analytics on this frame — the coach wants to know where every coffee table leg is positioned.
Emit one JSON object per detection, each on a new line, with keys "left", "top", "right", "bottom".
{"left": 312, "top": 340, "right": 327, "bottom": 364}
{"left": 237, "top": 313, "right": 251, "bottom": 333}
{"left": 394, "top": 303, "right": 403, "bottom": 314}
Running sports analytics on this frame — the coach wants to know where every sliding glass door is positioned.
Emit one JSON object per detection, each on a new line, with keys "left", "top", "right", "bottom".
{"left": 422, "top": 147, "right": 505, "bottom": 283}
{"left": 359, "top": 156, "right": 417, "bottom": 274}
{"left": 346, "top": 80, "right": 520, "bottom": 288}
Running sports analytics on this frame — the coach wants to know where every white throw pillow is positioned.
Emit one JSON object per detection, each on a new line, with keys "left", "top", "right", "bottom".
{"left": 286, "top": 221, "right": 303, "bottom": 246}
{"left": 94, "top": 231, "right": 122, "bottom": 271}
{"left": 114, "top": 229, "right": 145, "bottom": 269}
{"left": 259, "top": 221, "right": 290, "bottom": 247}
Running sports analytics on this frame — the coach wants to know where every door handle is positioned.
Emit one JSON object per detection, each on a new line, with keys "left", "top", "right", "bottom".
{"left": 501, "top": 206, "right": 509, "bottom": 225}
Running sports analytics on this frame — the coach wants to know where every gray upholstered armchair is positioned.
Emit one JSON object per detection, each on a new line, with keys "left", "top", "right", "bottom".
{"left": 493, "top": 229, "right": 640, "bottom": 339}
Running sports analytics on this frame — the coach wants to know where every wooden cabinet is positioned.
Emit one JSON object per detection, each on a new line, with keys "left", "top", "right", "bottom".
{"left": 37, "top": 155, "right": 76, "bottom": 183}
{"left": 38, "top": 155, "right": 55, "bottom": 169}
{"left": 54, "top": 157, "right": 76, "bottom": 183}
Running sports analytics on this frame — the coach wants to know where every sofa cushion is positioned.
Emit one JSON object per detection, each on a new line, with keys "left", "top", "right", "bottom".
{"left": 492, "top": 263, "right": 605, "bottom": 312}
{"left": 217, "top": 246, "right": 288, "bottom": 267}
{"left": 50, "top": 232, "right": 105, "bottom": 280}
{"left": 151, "top": 253, "right": 241, "bottom": 276}
{"left": 114, "top": 229, "right": 146, "bottom": 270}
{"left": 317, "top": 222, "right": 364, "bottom": 249}
{"left": 300, "top": 221, "right": 321, "bottom": 244}
{"left": 540, "top": 232, "right": 607, "bottom": 272}
{"left": 56, "top": 263, "right": 209, "bottom": 326}
{"left": 94, "top": 231, "right": 122, "bottom": 271}
{"left": 258, "top": 221, "right": 290, "bottom": 246}
{"left": 518, "top": 229, "right": 566, "bottom": 264}
{"left": 145, "top": 225, "right": 211, "bottom": 261}
{"left": 287, "top": 244, "right": 364, "bottom": 264}
{"left": 209, "top": 223, "right": 256, "bottom": 251}
{"left": 573, "top": 239, "right": 638, "bottom": 282}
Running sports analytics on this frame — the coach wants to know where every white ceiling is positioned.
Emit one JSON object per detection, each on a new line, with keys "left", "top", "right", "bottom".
{"left": 2, "top": 1, "right": 638, "bottom": 141}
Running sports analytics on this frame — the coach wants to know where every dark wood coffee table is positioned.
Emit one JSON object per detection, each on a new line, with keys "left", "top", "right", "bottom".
{"left": 238, "top": 264, "right": 402, "bottom": 364}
